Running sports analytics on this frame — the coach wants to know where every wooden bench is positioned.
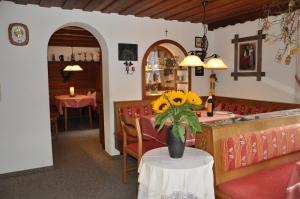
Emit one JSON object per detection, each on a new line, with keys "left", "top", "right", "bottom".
{"left": 195, "top": 109, "right": 300, "bottom": 199}
{"left": 114, "top": 97, "right": 300, "bottom": 152}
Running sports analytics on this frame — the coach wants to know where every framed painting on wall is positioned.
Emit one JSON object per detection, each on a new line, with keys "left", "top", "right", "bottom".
{"left": 231, "top": 30, "right": 266, "bottom": 81}
{"left": 118, "top": 43, "right": 138, "bottom": 61}
{"left": 238, "top": 41, "right": 257, "bottom": 71}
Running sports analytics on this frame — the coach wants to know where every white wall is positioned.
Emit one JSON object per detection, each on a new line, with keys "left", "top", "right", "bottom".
{"left": 213, "top": 17, "right": 299, "bottom": 103}
{"left": 0, "top": 1, "right": 210, "bottom": 174}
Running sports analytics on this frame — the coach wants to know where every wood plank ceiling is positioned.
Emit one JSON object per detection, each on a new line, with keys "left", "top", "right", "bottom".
{"left": 7, "top": 0, "right": 295, "bottom": 30}
{"left": 48, "top": 26, "right": 100, "bottom": 47}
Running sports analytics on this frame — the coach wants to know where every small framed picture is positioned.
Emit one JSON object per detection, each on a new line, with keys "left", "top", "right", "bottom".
{"left": 195, "top": 37, "right": 202, "bottom": 48}
{"left": 118, "top": 43, "right": 138, "bottom": 61}
{"left": 238, "top": 42, "right": 257, "bottom": 71}
{"left": 195, "top": 66, "right": 204, "bottom": 76}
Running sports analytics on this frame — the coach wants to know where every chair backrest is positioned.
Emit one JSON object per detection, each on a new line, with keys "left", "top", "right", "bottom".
{"left": 119, "top": 110, "right": 143, "bottom": 145}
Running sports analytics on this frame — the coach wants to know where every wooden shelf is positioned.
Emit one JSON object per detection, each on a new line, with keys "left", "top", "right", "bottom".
{"left": 48, "top": 61, "right": 100, "bottom": 63}
{"left": 176, "top": 81, "right": 188, "bottom": 84}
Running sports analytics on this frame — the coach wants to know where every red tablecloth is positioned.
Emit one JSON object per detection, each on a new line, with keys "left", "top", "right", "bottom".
{"left": 286, "top": 162, "right": 300, "bottom": 199}
{"left": 140, "top": 111, "right": 237, "bottom": 146}
{"left": 55, "top": 95, "right": 97, "bottom": 115}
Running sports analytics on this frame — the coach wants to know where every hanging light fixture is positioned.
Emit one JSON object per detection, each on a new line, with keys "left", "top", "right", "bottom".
{"left": 63, "top": 46, "right": 83, "bottom": 71}
{"left": 179, "top": 0, "right": 226, "bottom": 68}
{"left": 179, "top": 0, "right": 228, "bottom": 116}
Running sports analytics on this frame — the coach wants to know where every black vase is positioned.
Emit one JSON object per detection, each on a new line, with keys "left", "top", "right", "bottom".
{"left": 166, "top": 125, "right": 186, "bottom": 158}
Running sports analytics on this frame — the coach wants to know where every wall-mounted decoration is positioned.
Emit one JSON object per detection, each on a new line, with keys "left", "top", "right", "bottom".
{"left": 195, "top": 37, "right": 203, "bottom": 48}
{"left": 118, "top": 43, "right": 138, "bottom": 61}
{"left": 195, "top": 66, "right": 204, "bottom": 76}
{"left": 231, "top": 30, "right": 266, "bottom": 81}
{"left": 8, "top": 23, "right": 29, "bottom": 46}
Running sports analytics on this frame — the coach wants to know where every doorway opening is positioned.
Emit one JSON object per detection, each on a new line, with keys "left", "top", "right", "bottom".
{"left": 47, "top": 26, "right": 105, "bottom": 149}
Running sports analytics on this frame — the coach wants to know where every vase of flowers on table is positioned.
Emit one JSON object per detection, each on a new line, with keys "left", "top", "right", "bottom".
{"left": 152, "top": 90, "right": 203, "bottom": 158}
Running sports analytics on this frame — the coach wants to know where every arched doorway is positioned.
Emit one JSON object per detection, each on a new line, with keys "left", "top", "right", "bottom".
{"left": 47, "top": 24, "right": 106, "bottom": 151}
{"left": 141, "top": 39, "right": 190, "bottom": 99}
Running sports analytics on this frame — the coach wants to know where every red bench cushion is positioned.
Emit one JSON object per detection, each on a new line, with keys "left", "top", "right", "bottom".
{"left": 221, "top": 124, "right": 300, "bottom": 171}
{"left": 127, "top": 140, "right": 165, "bottom": 154}
{"left": 218, "top": 161, "right": 296, "bottom": 199}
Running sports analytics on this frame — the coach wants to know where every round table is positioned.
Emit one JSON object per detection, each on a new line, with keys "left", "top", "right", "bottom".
{"left": 138, "top": 147, "right": 215, "bottom": 199}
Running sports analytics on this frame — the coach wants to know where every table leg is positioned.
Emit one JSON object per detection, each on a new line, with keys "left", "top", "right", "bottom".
{"left": 88, "top": 106, "right": 92, "bottom": 129}
{"left": 64, "top": 107, "right": 68, "bottom": 131}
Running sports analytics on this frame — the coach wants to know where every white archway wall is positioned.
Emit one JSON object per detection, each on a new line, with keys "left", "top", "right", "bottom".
{"left": 0, "top": 1, "right": 210, "bottom": 174}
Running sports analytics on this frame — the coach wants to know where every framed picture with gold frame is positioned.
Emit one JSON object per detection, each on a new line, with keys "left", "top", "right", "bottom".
{"left": 8, "top": 23, "right": 29, "bottom": 46}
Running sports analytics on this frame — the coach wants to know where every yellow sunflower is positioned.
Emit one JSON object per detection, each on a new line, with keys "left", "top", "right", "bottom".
{"left": 152, "top": 96, "right": 171, "bottom": 113}
{"left": 168, "top": 90, "right": 187, "bottom": 106}
{"left": 187, "top": 91, "right": 202, "bottom": 105}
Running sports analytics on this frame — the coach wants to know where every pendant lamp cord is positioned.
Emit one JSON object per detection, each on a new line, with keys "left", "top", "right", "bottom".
{"left": 202, "top": 0, "right": 208, "bottom": 35}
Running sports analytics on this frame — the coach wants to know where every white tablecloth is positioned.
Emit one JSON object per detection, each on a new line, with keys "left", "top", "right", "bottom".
{"left": 138, "top": 147, "right": 215, "bottom": 199}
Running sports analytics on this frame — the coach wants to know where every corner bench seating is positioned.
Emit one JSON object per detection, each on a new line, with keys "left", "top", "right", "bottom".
{"left": 217, "top": 122, "right": 300, "bottom": 199}
{"left": 114, "top": 97, "right": 300, "bottom": 151}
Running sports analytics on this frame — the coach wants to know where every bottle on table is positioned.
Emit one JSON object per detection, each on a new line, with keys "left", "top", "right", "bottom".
{"left": 207, "top": 94, "right": 214, "bottom": 117}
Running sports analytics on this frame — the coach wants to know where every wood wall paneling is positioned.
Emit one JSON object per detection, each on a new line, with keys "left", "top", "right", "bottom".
{"left": 48, "top": 61, "right": 101, "bottom": 103}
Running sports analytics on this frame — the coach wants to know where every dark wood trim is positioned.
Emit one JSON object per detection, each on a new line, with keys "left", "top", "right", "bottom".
{"left": 141, "top": 39, "right": 190, "bottom": 100}
{"left": 230, "top": 72, "right": 266, "bottom": 77}
{"left": 0, "top": 166, "right": 54, "bottom": 179}
{"left": 231, "top": 30, "right": 266, "bottom": 81}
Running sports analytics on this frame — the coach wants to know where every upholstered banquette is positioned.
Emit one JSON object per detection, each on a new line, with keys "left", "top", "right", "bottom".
{"left": 195, "top": 109, "right": 300, "bottom": 199}
{"left": 114, "top": 97, "right": 300, "bottom": 151}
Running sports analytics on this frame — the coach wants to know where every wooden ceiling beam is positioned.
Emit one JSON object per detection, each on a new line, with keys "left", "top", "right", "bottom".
{"left": 201, "top": 0, "right": 285, "bottom": 25}
{"left": 54, "top": 29, "right": 94, "bottom": 36}
{"left": 48, "top": 42, "right": 100, "bottom": 47}
{"left": 49, "top": 36, "right": 97, "bottom": 41}
{"left": 166, "top": 0, "right": 239, "bottom": 21}
{"left": 101, "top": 0, "right": 139, "bottom": 13}
{"left": 14, "top": 0, "right": 27, "bottom": 5}
{"left": 119, "top": 0, "right": 164, "bottom": 15}
{"left": 135, "top": 0, "right": 189, "bottom": 17}
{"left": 73, "top": 0, "right": 91, "bottom": 9}
{"left": 151, "top": 0, "right": 201, "bottom": 19}
{"left": 62, "top": 0, "right": 77, "bottom": 9}
{"left": 51, "top": 0, "right": 66, "bottom": 7}
{"left": 39, "top": 0, "right": 53, "bottom": 7}
{"left": 91, "top": 0, "right": 115, "bottom": 11}
{"left": 180, "top": 0, "right": 270, "bottom": 23}
{"left": 27, "top": 0, "right": 41, "bottom": 5}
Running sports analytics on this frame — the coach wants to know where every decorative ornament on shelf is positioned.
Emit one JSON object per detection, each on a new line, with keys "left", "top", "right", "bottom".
{"left": 261, "top": 0, "right": 300, "bottom": 65}
{"left": 152, "top": 90, "right": 203, "bottom": 158}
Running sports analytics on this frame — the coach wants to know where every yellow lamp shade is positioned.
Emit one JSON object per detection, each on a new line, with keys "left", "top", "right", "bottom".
{"left": 63, "top": 64, "right": 83, "bottom": 71}
{"left": 205, "top": 57, "right": 228, "bottom": 70}
{"left": 179, "top": 55, "right": 206, "bottom": 67}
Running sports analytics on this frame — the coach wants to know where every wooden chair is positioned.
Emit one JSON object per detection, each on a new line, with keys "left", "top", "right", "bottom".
{"left": 120, "top": 112, "right": 164, "bottom": 183}
{"left": 50, "top": 104, "right": 59, "bottom": 139}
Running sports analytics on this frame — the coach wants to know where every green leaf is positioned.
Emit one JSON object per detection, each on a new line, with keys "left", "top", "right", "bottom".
{"left": 177, "top": 124, "right": 185, "bottom": 143}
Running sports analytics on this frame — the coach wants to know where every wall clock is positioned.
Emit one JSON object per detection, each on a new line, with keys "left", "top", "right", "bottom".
{"left": 8, "top": 23, "right": 29, "bottom": 46}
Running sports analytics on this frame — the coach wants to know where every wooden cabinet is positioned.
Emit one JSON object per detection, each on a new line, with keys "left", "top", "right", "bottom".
{"left": 142, "top": 46, "right": 191, "bottom": 99}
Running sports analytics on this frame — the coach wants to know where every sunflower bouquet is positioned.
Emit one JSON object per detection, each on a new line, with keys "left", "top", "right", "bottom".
{"left": 152, "top": 90, "right": 203, "bottom": 143}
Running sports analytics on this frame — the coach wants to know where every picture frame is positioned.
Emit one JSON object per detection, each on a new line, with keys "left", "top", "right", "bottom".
{"left": 8, "top": 23, "right": 29, "bottom": 46}
{"left": 238, "top": 41, "right": 257, "bottom": 71}
{"left": 118, "top": 43, "right": 138, "bottom": 61}
{"left": 195, "top": 66, "right": 204, "bottom": 76}
{"left": 231, "top": 30, "right": 266, "bottom": 81}
{"left": 195, "top": 37, "right": 203, "bottom": 48}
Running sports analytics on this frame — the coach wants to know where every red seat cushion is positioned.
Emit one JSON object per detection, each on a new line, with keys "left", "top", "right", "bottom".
{"left": 218, "top": 161, "right": 297, "bottom": 199}
{"left": 127, "top": 140, "right": 166, "bottom": 154}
